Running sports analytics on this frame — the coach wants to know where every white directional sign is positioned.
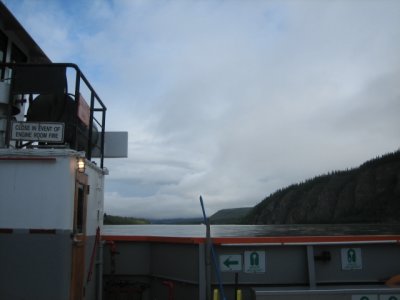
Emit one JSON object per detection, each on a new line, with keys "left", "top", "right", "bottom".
{"left": 11, "top": 121, "right": 64, "bottom": 143}
{"left": 341, "top": 248, "right": 362, "bottom": 270}
{"left": 381, "top": 295, "right": 400, "bottom": 300}
{"left": 351, "top": 295, "right": 378, "bottom": 300}
{"left": 244, "top": 251, "right": 266, "bottom": 273}
{"left": 219, "top": 255, "right": 242, "bottom": 272}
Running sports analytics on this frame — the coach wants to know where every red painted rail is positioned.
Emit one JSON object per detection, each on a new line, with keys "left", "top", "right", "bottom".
{"left": 102, "top": 235, "right": 400, "bottom": 245}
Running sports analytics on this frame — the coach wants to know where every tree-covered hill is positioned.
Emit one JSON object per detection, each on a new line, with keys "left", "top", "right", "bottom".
{"left": 244, "top": 150, "right": 400, "bottom": 224}
{"left": 210, "top": 207, "right": 252, "bottom": 224}
{"left": 103, "top": 214, "right": 150, "bottom": 225}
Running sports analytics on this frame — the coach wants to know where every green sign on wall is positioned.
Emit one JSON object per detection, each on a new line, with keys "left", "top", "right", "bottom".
{"left": 244, "top": 251, "right": 266, "bottom": 273}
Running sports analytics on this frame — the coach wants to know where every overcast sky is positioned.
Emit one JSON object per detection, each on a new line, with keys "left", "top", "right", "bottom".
{"left": 6, "top": 0, "right": 400, "bottom": 219}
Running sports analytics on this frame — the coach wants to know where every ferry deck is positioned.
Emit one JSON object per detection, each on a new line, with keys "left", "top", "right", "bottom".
{"left": 0, "top": 3, "right": 399, "bottom": 300}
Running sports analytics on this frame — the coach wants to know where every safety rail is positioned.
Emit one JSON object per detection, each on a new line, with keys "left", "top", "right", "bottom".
{"left": 0, "top": 63, "right": 106, "bottom": 168}
{"left": 101, "top": 234, "right": 400, "bottom": 300}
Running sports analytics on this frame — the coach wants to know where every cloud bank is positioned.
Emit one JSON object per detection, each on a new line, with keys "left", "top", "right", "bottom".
{"left": 7, "top": 0, "right": 400, "bottom": 218}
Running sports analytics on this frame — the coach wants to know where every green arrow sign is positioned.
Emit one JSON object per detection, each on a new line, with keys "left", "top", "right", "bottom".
{"left": 220, "top": 254, "right": 242, "bottom": 271}
{"left": 224, "top": 256, "right": 239, "bottom": 268}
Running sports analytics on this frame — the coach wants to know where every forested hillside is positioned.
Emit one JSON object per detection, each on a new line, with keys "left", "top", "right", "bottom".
{"left": 244, "top": 151, "right": 400, "bottom": 224}
{"left": 210, "top": 207, "right": 252, "bottom": 224}
{"left": 103, "top": 214, "right": 150, "bottom": 225}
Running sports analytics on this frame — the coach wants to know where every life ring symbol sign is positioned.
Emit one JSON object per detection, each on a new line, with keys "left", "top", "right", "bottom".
{"left": 341, "top": 248, "right": 362, "bottom": 270}
{"left": 352, "top": 294, "right": 400, "bottom": 300}
{"left": 381, "top": 296, "right": 400, "bottom": 300}
{"left": 244, "top": 251, "right": 266, "bottom": 273}
{"left": 250, "top": 252, "right": 259, "bottom": 266}
{"left": 351, "top": 295, "right": 377, "bottom": 300}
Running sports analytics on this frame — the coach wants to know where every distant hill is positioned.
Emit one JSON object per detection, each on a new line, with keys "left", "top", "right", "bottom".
{"left": 150, "top": 218, "right": 203, "bottom": 224}
{"left": 149, "top": 208, "right": 252, "bottom": 225}
{"left": 210, "top": 207, "right": 252, "bottom": 224}
{"left": 104, "top": 214, "right": 150, "bottom": 225}
{"left": 244, "top": 150, "right": 400, "bottom": 224}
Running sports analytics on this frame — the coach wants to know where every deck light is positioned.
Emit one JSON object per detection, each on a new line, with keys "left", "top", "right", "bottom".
{"left": 77, "top": 157, "right": 85, "bottom": 173}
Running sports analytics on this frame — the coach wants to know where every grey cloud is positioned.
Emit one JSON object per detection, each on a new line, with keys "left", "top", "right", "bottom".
{"left": 7, "top": 0, "right": 400, "bottom": 218}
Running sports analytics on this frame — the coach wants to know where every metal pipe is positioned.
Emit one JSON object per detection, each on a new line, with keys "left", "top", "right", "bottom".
{"left": 206, "top": 222, "right": 212, "bottom": 300}
{"left": 306, "top": 245, "right": 316, "bottom": 288}
{"left": 200, "top": 196, "right": 227, "bottom": 300}
{"left": 162, "top": 280, "right": 174, "bottom": 300}
{"left": 96, "top": 240, "right": 104, "bottom": 300}
{"left": 235, "top": 272, "right": 239, "bottom": 300}
{"left": 198, "top": 243, "right": 207, "bottom": 300}
{"left": 213, "top": 288, "right": 219, "bottom": 300}
{"left": 236, "top": 289, "right": 242, "bottom": 300}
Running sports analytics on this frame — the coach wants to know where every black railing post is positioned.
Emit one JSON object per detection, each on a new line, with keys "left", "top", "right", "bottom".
{"left": 87, "top": 92, "right": 95, "bottom": 160}
{"left": 74, "top": 68, "right": 81, "bottom": 151}
{"left": 100, "top": 109, "right": 106, "bottom": 169}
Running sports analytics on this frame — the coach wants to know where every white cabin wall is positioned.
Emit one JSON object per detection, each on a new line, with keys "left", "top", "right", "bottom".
{"left": 0, "top": 155, "right": 75, "bottom": 230}
{"left": 85, "top": 162, "right": 105, "bottom": 236}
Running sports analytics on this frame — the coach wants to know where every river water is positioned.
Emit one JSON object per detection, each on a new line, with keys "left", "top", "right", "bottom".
{"left": 103, "top": 223, "right": 400, "bottom": 237}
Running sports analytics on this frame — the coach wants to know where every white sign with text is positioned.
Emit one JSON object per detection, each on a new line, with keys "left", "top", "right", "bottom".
{"left": 11, "top": 122, "right": 64, "bottom": 143}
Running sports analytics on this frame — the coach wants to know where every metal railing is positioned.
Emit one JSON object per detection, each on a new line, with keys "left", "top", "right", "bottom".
{"left": 0, "top": 63, "right": 107, "bottom": 168}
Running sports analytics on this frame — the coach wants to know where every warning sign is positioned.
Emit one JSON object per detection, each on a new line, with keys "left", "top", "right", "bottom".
{"left": 244, "top": 251, "right": 266, "bottom": 273}
{"left": 11, "top": 121, "right": 64, "bottom": 143}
